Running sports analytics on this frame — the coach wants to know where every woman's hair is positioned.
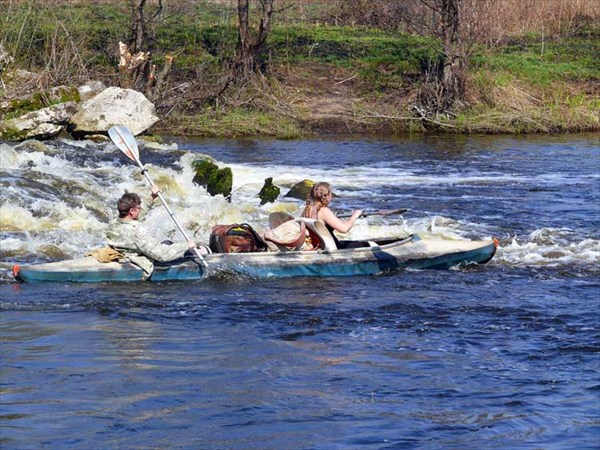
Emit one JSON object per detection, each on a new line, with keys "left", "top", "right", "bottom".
{"left": 301, "top": 182, "right": 331, "bottom": 218}
{"left": 117, "top": 192, "right": 141, "bottom": 218}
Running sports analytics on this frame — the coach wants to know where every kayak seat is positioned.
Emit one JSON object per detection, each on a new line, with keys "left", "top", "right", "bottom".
{"left": 267, "top": 213, "right": 337, "bottom": 251}
{"left": 296, "top": 218, "right": 337, "bottom": 251}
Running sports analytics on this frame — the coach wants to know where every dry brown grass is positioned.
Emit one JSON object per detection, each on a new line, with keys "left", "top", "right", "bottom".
{"left": 324, "top": 0, "right": 599, "bottom": 43}
{"left": 460, "top": 70, "right": 600, "bottom": 134}
{"left": 462, "top": 0, "right": 600, "bottom": 44}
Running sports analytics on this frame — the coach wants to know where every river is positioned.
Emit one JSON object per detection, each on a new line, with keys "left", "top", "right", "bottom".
{"left": 1, "top": 133, "right": 598, "bottom": 449}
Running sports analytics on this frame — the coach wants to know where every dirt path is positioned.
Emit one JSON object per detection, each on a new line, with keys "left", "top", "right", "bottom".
{"left": 279, "top": 63, "right": 366, "bottom": 133}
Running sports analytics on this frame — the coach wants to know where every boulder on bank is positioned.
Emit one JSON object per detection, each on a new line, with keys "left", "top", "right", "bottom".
{"left": 284, "top": 179, "right": 315, "bottom": 200}
{"left": 0, "top": 85, "right": 79, "bottom": 120}
{"left": 0, "top": 101, "right": 78, "bottom": 140}
{"left": 77, "top": 80, "right": 107, "bottom": 101}
{"left": 69, "top": 86, "right": 158, "bottom": 137}
{"left": 192, "top": 158, "right": 233, "bottom": 201}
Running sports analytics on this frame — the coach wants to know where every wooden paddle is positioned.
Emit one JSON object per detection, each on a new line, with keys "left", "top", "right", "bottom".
{"left": 108, "top": 125, "right": 208, "bottom": 268}
{"left": 338, "top": 208, "right": 410, "bottom": 218}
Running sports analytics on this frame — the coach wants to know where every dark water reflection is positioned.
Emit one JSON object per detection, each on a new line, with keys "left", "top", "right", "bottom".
{"left": 1, "top": 133, "right": 599, "bottom": 449}
{"left": 2, "top": 267, "right": 598, "bottom": 449}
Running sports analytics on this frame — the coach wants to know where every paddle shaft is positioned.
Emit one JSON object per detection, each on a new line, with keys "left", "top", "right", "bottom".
{"left": 137, "top": 163, "right": 208, "bottom": 267}
{"left": 338, "top": 208, "right": 409, "bottom": 219}
{"left": 109, "top": 126, "right": 207, "bottom": 267}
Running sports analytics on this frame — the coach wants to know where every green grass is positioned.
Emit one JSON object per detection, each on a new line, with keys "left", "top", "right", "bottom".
{"left": 158, "top": 109, "right": 302, "bottom": 139}
{"left": 472, "top": 54, "right": 599, "bottom": 87}
{"left": 4, "top": 2, "right": 592, "bottom": 87}
{"left": 269, "top": 25, "right": 437, "bottom": 69}
{"left": 470, "top": 34, "right": 600, "bottom": 87}
{"left": 0, "top": 3, "right": 439, "bottom": 77}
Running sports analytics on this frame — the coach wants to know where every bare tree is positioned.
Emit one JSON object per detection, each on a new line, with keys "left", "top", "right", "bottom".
{"left": 235, "top": 0, "right": 275, "bottom": 80}
{"left": 118, "top": 0, "right": 172, "bottom": 101}
{"left": 412, "top": 0, "right": 466, "bottom": 119}
{"left": 129, "top": 0, "right": 163, "bottom": 54}
{"left": 334, "top": 0, "right": 468, "bottom": 119}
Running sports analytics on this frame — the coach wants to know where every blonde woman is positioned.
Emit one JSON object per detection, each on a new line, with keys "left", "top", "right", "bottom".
{"left": 301, "top": 182, "right": 363, "bottom": 249}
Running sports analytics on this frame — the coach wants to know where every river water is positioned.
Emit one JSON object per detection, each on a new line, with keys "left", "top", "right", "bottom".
{"left": 0, "top": 134, "right": 598, "bottom": 449}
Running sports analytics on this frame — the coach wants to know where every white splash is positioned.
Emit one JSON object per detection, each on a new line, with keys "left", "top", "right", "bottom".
{"left": 495, "top": 228, "right": 600, "bottom": 267}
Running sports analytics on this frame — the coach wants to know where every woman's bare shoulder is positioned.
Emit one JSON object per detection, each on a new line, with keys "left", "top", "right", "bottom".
{"left": 317, "top": 206, "right": 335, "bottom": 221}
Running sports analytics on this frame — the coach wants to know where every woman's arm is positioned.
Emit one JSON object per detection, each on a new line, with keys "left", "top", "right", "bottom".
{"left": 318, "top": 207, "right": 363, "bottom": 234}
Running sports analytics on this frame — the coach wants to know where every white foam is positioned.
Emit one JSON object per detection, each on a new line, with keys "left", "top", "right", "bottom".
{"left": 0, "top": 144, "right": 20, "bottom": 169}
{"left": 496, "top": 232, "right": 600, "bottom": 267}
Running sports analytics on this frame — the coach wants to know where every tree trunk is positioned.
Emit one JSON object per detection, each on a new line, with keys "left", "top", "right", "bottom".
{"left": 130, "top": 0, "right": 146, "bottom": 54}
{"left": 121, "top": 0, "right": 167, "bottom": 100}
{"left": 440, "top": 0, "right": 464, "bottom": 110}
{"left": 235, "top": 0, "right": 275, "bottom": 80}
{"left": 416, "top": 0, "right": 466, "bottom": 118}
{"left": 129, "top": 0, "right": 162, "bottom": 54}
{"left": 236, "top": 0, "right": 253, "bottom": 78}
{"left": 118, "top": 42, "right": 172, "bottom": 101}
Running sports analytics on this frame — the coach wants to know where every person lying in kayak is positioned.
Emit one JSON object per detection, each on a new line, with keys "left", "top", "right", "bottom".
{"left": 301, "top": 182, "right": 364, "bottom": 249}
{"left": 106, "top": 187, "right": 209, "bottom": 278}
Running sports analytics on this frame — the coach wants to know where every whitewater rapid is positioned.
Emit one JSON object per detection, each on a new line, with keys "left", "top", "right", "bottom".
{"left": 0, "top": 137, "right": 598, "bottom": 281}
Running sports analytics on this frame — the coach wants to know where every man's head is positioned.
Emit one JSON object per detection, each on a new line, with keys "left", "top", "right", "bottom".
{"left": 117, "top": 192, "right": 141, "bottom": 219}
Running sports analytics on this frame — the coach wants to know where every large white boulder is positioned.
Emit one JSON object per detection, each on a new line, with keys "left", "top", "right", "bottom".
{"left": 77, "top": 80, "right": 107, "bottom": 101}
{"left": 69, "top": 86, "right": 159, "bottom": 136}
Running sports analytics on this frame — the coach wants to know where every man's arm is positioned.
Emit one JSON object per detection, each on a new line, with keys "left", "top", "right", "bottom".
{"left": 138, "top": 186, "right": 160, "bottom": 219}
{"left": 133, "top": 226, "right": 191, "bottom": 262}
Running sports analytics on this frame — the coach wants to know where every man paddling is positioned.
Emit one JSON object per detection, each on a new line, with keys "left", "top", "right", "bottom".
{"left": 106, "top": 186, "right": 209, "bottom": 279}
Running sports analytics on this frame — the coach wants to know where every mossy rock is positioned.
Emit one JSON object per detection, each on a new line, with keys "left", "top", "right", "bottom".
{"left": 0, "top": 124, "right": 29, "bottom": 141}
{"left": 1, "top": 86, "right": 80, "bottom": 121}
{"left": 192, "top": 159, "right": 218, "bottom": 186}
{"left": 258, "top": 177, "right": 281, "bottom": 205}
{"left": 37, "top": 244, "right": 69, "bottom": 260}
{"left": 284, "top": 179, "right": 315, "bottom": 200}
{"left": 86, "top": 134, "right": 109, "bottom": 143}
{"left": 192, "top": 158, "right": 233, "bottom": 200}
{"left": 209, "top": 167, "right": 232, "bottom": 200}
{"left": 14, "top": 139, "right": 51, "bottom": 152}
{"left": 140, "top": 134, "right": 164, "bottom": 144}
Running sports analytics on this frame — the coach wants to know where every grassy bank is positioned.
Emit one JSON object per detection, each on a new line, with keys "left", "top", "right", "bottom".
{"left": 1, "top": 1, "right": 598, "bottom": 136}
{"left": 459, "top": 31, "right": 600, "bottom": 133}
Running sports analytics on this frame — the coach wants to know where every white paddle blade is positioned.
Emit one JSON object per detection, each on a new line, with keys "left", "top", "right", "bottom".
{"left": 108, "top": 125, "right": 140, "bottom": 163}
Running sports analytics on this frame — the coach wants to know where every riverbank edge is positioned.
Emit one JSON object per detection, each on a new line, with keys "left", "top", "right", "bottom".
{"left": 150, "top": 63, "right": 600, "bottom": 139}
{"left": 152, "top": 105, "right": 600, "bottom": 139}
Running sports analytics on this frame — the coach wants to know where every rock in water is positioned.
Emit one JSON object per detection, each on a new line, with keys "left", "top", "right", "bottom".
{"left": 0, "top": 102, "right": 78, "bottom": 141}
{"left": 192, "top": 158, "right": 233, "bottom": 201}
{"left": 258, "top": 177, "right": 280, "bottom": 205}
{"left": 284, "top": 179, "right": 315, "bottom": 200}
